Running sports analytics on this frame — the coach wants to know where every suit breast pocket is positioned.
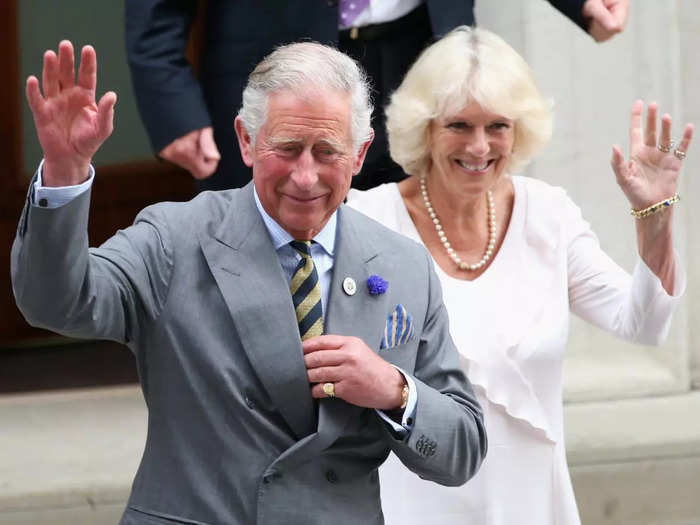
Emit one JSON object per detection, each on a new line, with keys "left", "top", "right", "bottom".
{"left": 379, "top": 304, "right": 415, "bottom": 350}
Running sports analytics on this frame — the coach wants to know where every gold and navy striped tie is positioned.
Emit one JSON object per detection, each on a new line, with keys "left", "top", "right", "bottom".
{"left": 289, "top": 240, "right": 324, "bottom": 341}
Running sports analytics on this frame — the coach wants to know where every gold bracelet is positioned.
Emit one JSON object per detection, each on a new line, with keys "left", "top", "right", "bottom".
{"left": 630, "top": 194, "right": 680, "bottom": 219}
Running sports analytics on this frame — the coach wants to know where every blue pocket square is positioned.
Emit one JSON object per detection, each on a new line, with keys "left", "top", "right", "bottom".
{"left": 380, "top": 304, "right": 415, "bottom": 349}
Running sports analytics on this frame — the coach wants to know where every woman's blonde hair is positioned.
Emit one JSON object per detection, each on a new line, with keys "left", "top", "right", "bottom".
{"left": 386, "top": 26, "right": 553, "bottom": 176}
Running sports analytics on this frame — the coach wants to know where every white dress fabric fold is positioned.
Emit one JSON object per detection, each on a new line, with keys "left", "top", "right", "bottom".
{"left": 346, "top": 175, "right": 684, "bottom": 525}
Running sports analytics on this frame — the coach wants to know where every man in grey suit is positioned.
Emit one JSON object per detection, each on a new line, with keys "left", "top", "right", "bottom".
{"left": 13, "top": 40, "right": 486, "bottom": 524}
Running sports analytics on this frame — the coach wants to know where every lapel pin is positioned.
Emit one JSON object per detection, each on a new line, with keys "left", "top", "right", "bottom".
{"left": 342, "top": 277, "right": 357, "bottom": 296}
{"left": 367, "top": 274, "right": 388, "bottom": 295}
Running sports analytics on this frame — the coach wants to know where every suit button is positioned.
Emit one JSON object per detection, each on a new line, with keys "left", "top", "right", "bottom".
{"left": 263, "top": 471, "right": 281, "bottom": 484}
{"left": 244, "top": 394, "right": 256, "bottom": 410}
{"left": 327, "top": 0, "right": 337, "bottom": 6}
{"left": 325, "top": 469, "right": 338, "bottom": 484}
{"left": 38, "top": 198, "right": 48, "bottom": 207}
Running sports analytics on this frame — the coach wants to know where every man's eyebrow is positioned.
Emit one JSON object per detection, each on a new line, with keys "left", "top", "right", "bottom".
{"left": 268, "top": 136, "right": 345, "bottom": 150}
{"left": 268, "top": 136, "right": 301, "bottom": 147}
{"left": 315, "top": 139, "right": 345, "bottom": 150}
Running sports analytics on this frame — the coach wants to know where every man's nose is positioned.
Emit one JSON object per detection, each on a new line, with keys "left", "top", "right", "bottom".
{"left": 466, "top": 128, "right": 489, "bottom": 157}
{"left": 290, "top": 149, "right": 319, "bottom": 189}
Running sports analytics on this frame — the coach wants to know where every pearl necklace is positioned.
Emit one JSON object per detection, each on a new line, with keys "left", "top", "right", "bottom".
{"left": 419, "top": 176, "right": 496, "bottom": 271}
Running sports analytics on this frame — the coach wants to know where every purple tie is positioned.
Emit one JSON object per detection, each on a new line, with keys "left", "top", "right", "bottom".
{"left": 339, "top": 0, "right": 370, "bottom": 27}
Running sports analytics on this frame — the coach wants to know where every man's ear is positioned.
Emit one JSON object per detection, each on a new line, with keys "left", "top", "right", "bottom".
{"left": 234, "top": 116, "right": 255, "bottom": 167}
{"left": 352, "top": 129, "right": 375, "bottom": 176}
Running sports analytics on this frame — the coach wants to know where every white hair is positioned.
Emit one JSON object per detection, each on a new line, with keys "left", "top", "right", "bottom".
{"left": 237, "top": 42, "right": 373, "bottom": 152}
{"left": 386, "top": 26, "right": 553, "bottom": 176}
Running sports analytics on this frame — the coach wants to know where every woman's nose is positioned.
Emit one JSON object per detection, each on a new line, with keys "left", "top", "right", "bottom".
{"left": 465, "top": 128, "right": 489, "bottom": 157}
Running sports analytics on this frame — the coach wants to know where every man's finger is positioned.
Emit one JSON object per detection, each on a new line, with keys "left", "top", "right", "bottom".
{"left": 592, "top": 9, "right": 618, "bottom": 31}
{"left": 160, "top": 130, "right": 198, "bottom": 157}
{"left": 307, "top": 366, "right": 343, "bottom": 384}
{"left": 584, "top": 0, "right": 618, "bottom": 30}
{"left": 310, "top": 381, "right": 343, "bottom": 399}
{"left": 160, "top": 132, "right": 198, "bottom": 165}
{"left": 609, "top": 0, "right": 630, "bottom": 29}
{"left": 57, "top": 40, "right": 75, "bottom": 91}
{"left": 42, "top": 50, "right": 59, "bottom": 98}
{"left": 199, "top": 127, "right": 221, "bottom": 161}
{"left": 26, "top": 76, "right": 45, "bottom": 116}
{"left": 191, "top": 155, "right": 218, "bottom": 179}
{"left": 302, "top": 335, "right": 347, "bottom": 354}
{"left": 97, "top": 91, "right": 117, "bottom": 141}
{"left": 304, "top": 349, "right": 347, "bottom": 369}
{"left": 77, "top": 45, "right": 97, "bottom": 93}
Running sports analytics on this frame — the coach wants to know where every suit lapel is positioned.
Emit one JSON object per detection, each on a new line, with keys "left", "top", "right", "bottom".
{"left": 266, "top": 206, "right": 394, "bottom": 469}
{"left": 316, "top": 205, "right": 391, "bottom": 447}
{"left": 198, "top": 183, "right": 317, "bottom": 440}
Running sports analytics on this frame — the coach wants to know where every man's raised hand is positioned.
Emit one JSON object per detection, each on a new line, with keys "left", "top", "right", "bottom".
{"left": 26, "top": 40, "right": 116, "bottom": 186}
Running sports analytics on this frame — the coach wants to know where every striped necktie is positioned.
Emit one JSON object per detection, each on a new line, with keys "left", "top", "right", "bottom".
{"left": 289, "top": 240, "right": 324, "bottom": 341}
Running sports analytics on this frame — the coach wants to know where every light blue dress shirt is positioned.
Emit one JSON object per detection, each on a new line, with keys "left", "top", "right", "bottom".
{"left": 32, "top": 161, "right": 416, "bottom": 435}
{"left": 253, "top": 188, "right": 416, "bottom": 436}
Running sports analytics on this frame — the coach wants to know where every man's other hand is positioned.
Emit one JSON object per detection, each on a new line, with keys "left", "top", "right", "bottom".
{"left": 303, "top": 335, "right": 405, "bottom": 410}
{"left": 583, "top": 0, "right": 629, "bottom": 42}
{"left": 26, "top": 40, "right": 116, "bottom": 187}
{"left": 159, "top": 127, "right": 221, "bottom": 179}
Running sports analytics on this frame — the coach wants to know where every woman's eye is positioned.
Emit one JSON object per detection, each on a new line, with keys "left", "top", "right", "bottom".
{"left": 447, "top": 122, "right": 470, "bottom": 130}
{"left": 489, "top": 122, "right": 511, "bottom": 130}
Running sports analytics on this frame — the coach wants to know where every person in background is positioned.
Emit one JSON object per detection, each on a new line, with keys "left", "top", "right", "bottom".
{"left": 125, "top": 0, "right": 629, "bottom": 192}
{"left": 347, "top": 26, "right": 692, "bottom": 524}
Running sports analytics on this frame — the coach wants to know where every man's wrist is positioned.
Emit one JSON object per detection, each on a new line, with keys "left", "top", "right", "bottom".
{"left": 42, "top": 158, "right": 92, "bottom": 187}
{"left": 399, "top": 381, "right": 409, "bottom": 409}
{"left": 388, "top": 371, "right": 408, "bottom": 411}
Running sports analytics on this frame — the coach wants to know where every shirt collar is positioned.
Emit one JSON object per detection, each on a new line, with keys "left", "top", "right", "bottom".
{"left": 253, "top": 185, "right": 336, "bottom": 256}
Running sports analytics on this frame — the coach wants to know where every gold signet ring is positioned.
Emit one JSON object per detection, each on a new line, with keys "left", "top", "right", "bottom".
{"left": 322, "top": 382, "right": 335, "bottom": 398}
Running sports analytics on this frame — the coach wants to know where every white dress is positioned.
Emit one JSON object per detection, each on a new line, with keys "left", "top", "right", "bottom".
{"left": 346, "top": 176, "right": 684, "bottom": 525}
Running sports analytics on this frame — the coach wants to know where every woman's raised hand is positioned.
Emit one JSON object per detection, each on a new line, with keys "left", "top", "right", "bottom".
{"left": 25, "top": 40, "right": 116, "bottom": 186}
{"left": 611, "top": 100, "right": 693, "bottom": 211}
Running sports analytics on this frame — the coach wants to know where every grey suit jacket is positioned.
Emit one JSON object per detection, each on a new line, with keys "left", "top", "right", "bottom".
{"left": 12, "top": 181, "right": 486, "bottom": 525}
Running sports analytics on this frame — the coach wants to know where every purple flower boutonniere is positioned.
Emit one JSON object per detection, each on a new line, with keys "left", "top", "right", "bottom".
{"left": 367, "top": 275, "right": 388, "bottom": 295}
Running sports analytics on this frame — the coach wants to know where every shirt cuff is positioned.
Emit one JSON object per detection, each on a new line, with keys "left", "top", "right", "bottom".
{"left": 375, "top": 367, "right": 417, "bottom": 437}
{"left": 32, "top": 159, "right": 95, "bottom": 209}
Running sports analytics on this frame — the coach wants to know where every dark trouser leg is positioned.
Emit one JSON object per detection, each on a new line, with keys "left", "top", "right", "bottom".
{"left": 339, "top": 4, "right": 433, "bottom": 190}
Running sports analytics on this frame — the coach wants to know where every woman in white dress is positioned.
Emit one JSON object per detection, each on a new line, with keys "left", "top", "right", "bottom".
{"left": 347, "top": 27, "right": 693, "bottom": 524}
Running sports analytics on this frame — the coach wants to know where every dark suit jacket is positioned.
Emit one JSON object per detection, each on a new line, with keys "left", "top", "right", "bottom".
{"left": 12, "top": 181, "right": 487, "bottom": 524}
{"left": 125, "top": 0, "right": 586, "bottom": 190}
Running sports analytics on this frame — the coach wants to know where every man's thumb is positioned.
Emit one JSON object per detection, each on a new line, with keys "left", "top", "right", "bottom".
{"left": 199, "top": 127, "right": 221, "bottom": 160}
